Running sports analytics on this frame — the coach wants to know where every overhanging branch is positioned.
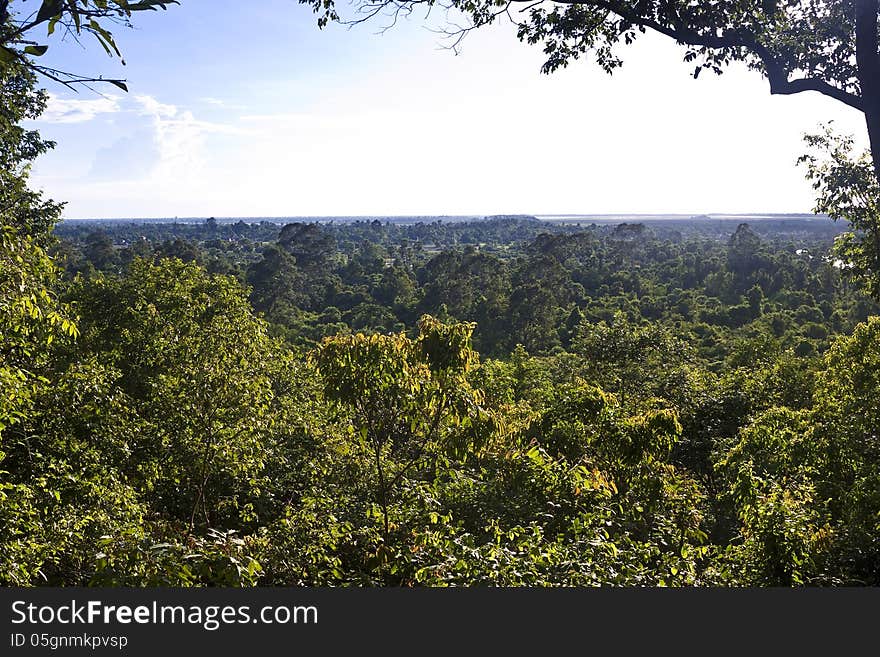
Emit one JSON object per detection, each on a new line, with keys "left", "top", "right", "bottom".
{"left": 531, "top": 0, "right": 865, "bottom": 112}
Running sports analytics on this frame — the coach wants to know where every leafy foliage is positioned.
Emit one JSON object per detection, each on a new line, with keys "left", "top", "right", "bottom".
{"left": 800, "top": 125, "right": 880, "bottom": 298}
{"left": 4, "top": 29, "right": 880, "bottom": 585}
{"left": 1, "top": 0, "right": 179, "bottom": 89}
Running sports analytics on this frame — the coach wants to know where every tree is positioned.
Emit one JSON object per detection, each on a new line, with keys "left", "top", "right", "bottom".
{"left": 0, "top": 58, "right": 88, "bottom": 585}
{"left": 418, "top": 248, "right": 511, "bottom": 352}
{"left": 718, "top": 316, "right": 880, "bottom": 584}
{"left": 71, "top": 258, "right": 296, "bottom": 531}
{"left": 718, "top": 407, "right": 824, "bottom": 585}
{"left": 0, "top": 62, "right": 62, "bottom": 238}
{"left": 154, "top": 237, "right": 202, "bottom": 265}
{"left": 83, "top": 229, "right": 118, "bottom": 271}
{"left": 246, "top": 244, "right": 305, "bottom": 316}
{"left": 727, "top": 222, "right": 764, "bottom": 283}
{"left": 301, "top": 0, "right": 880, "bottom": 290}
{"left": 800, "top": 126, "right": 880, "bottom": 297}
{"left": 274, "top": 222, "right": 338, "bottom": 311}
{"left": 278, "top": 222, "right": 335, "bottom": 273}
{"left": 311, "top": 315, "right": 496, "bottom": 581}
{"left": 0, "top": 57, "right": 72, "bottom": 440}
{"left": 0, "top": 226, "right": 76, "bottom": 438}
{"left": 1, "top": 0, "right": 178, "bottom": 90}
{"left": 571, "top": 311, "right": 695, "bottom": 406}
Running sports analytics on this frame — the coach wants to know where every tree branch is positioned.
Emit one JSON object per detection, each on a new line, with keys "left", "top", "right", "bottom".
{"left": 760, "top": 50, "right": 864, "bottom": 112}
{"left": 509, "top": 0, "right": 865, "bottom": 111}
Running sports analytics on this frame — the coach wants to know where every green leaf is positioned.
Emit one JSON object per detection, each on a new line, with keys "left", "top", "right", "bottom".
{"left": 89, "top": 19, "right": 122, "bottom": 58}
{"left": 107, "top": 80, "right": 129, "bottom": 92}
{"left": 24, "top": 45, "right": 49, "bottom": 57}
{"left": 0, "top": 46, "right": 18, "bottom": 65}
{"left": 36, "top": 0, "right": 64, "bottom": 23}
{"left": 127, "top": 0, "right": 180, "bottom": 9}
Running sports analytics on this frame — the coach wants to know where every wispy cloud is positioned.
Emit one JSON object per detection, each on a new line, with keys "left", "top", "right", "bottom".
{"left": 40, "top": 93, "right": 122, "bottom": 124}
{"left": 81, "top": 95, "right": 255, "bottom": 188}
{"left": 133, "top": 95, "right": 209, "bottom": 183}
{"left": 134, "top": 94, "right": 178, "bottom": 119}
{"left": 137, "top": 95, "right": 254, "bottom": 134}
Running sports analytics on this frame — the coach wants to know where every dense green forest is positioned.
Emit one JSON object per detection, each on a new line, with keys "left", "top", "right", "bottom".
{"left": 5, "top": 60, "right": 880, "bottom": 587}
{"left": 14, "top": 211, "right": 880, "bottom": 587}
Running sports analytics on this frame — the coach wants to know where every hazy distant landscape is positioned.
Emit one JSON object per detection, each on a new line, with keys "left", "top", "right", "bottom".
{"left": 58, "top": 212, "right": 834, "bottom": 225}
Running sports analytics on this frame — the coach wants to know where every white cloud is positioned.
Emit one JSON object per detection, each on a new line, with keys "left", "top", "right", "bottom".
{"left": 132, "top": 96, "right": 207, "bottom": 185}
{"left": 134, "top": 94, "right": 178, "bottom": 119}
{"left": 129, "top": 95, "right": 254, "bottom": 186}
{"left": 40, "top": 93, "right": 122, "bottom": 124}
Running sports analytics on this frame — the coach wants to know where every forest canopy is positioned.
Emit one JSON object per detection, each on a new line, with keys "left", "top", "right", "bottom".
{"left": 2, "top": 1, "right": 880, "bottom": 588}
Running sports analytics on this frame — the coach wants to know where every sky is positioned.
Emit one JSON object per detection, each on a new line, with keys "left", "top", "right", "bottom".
{"left": 17, "top": 0, "right": 872, "bottom": 219}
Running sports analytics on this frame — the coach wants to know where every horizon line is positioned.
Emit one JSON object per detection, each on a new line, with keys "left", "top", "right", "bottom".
{"left": 59, "top": 211, "right": 829, "bottom": 222}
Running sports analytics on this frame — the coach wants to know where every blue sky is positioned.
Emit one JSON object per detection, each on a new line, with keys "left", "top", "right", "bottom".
{"left": 18, "top": 0, "right": 870, "bottom": 218}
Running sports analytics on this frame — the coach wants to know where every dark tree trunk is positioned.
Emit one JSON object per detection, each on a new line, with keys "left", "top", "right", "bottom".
{"left": 856, "top": 0, "right": 880, "bottom": 181}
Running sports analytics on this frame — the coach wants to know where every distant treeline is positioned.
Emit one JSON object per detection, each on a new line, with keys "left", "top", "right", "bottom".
{"left": 53, "top": 216, "right": 867, "bottom": 362}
